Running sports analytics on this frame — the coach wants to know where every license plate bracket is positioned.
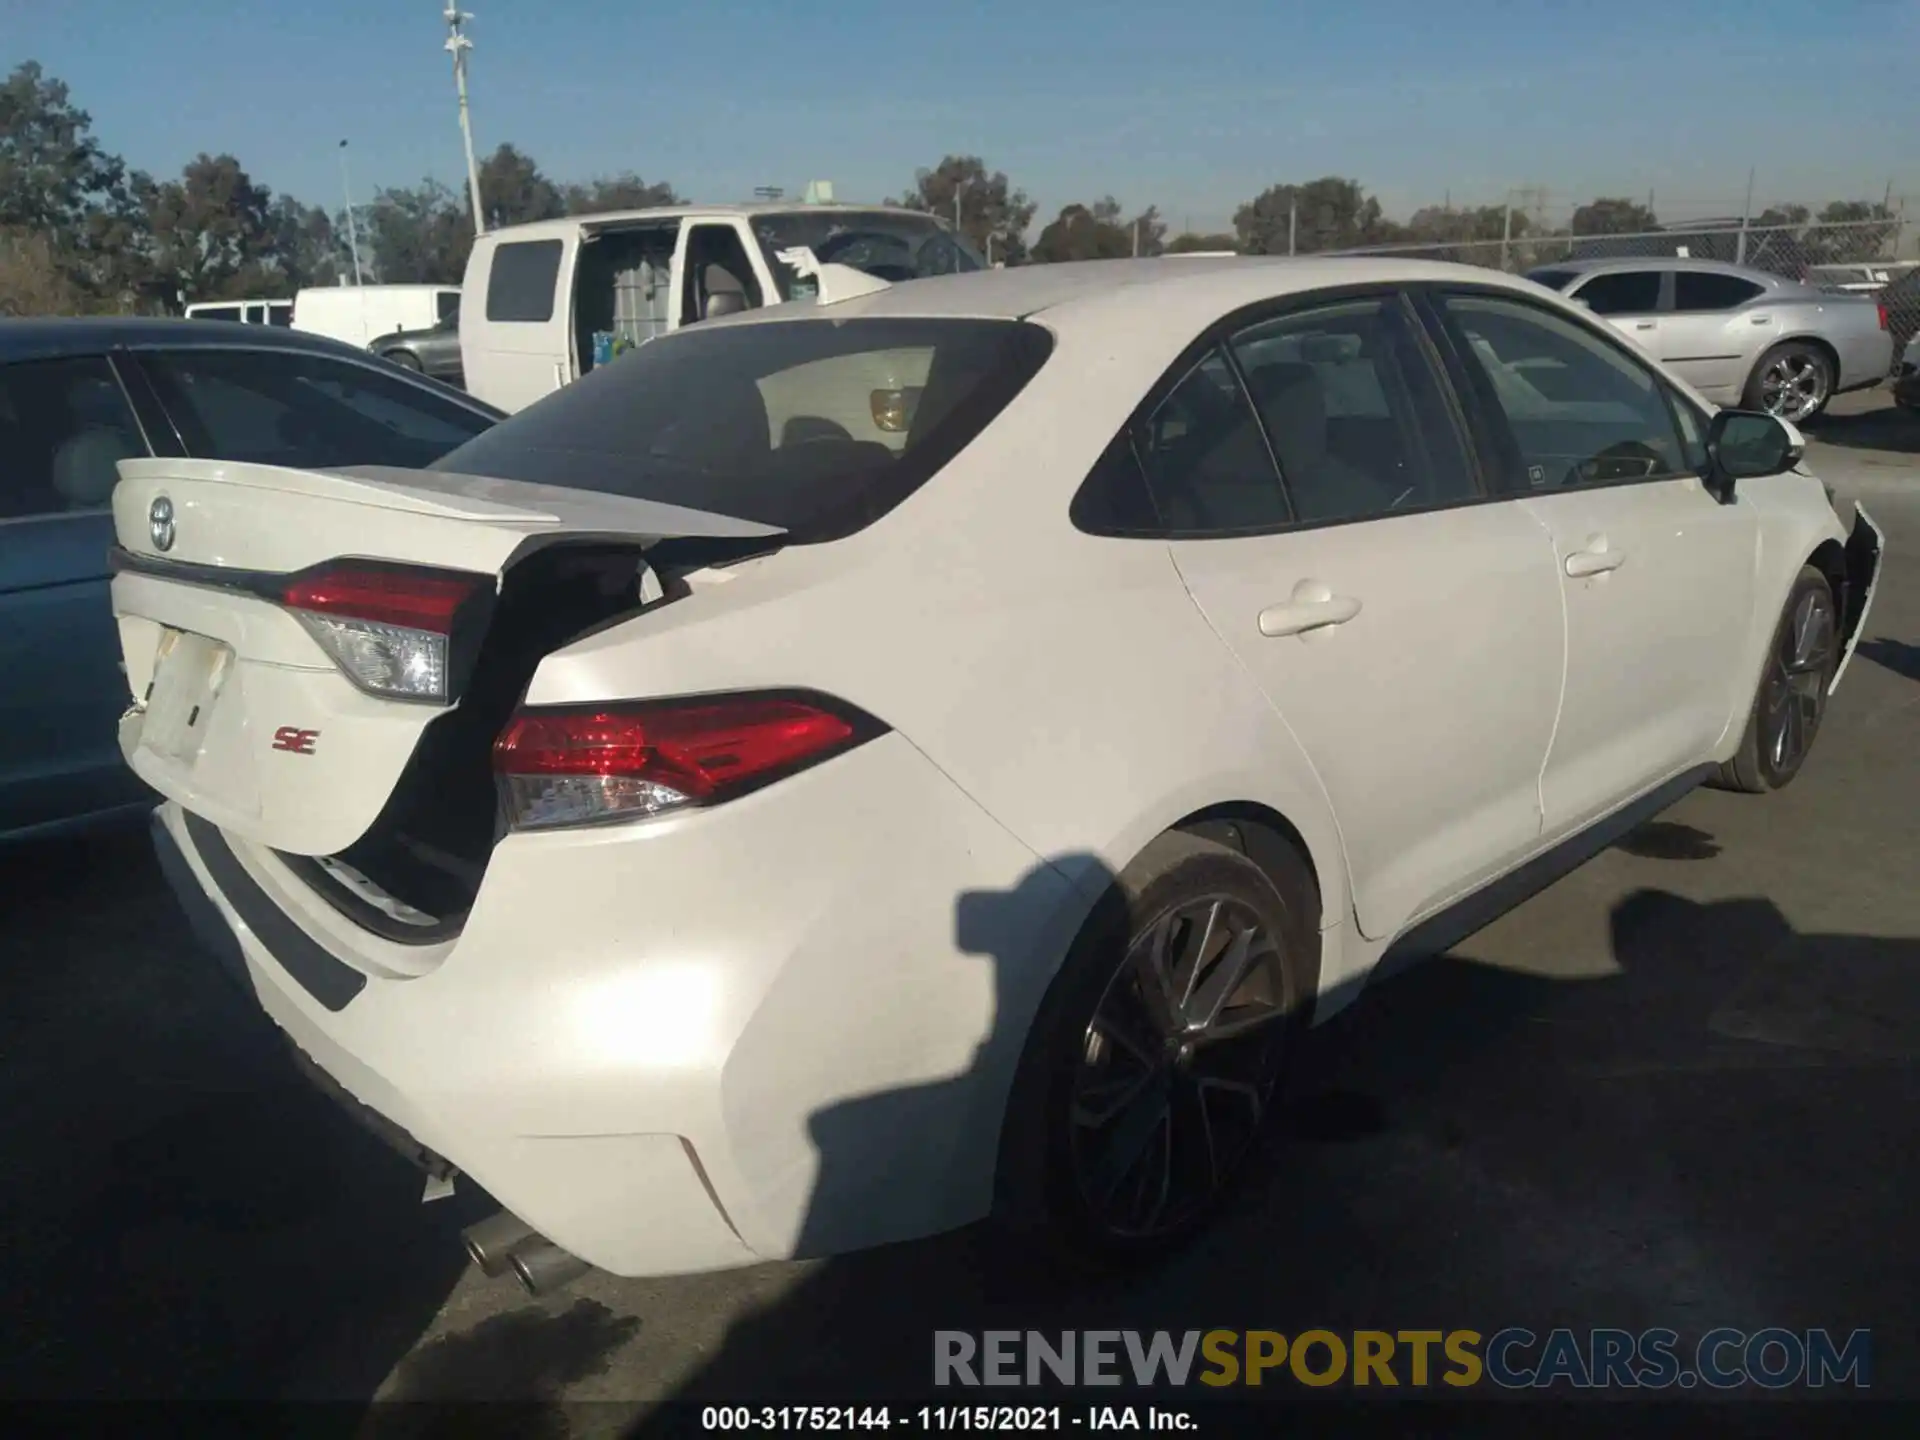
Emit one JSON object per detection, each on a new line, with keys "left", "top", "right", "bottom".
{"left": 142, "top": 627, "right": 233, "bottom": 765}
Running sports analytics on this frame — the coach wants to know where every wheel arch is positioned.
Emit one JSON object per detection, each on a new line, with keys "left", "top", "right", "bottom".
{"left": 1169, "top": 801, "right": 1327, "bottom": 1002}
{"left": 990, "top": 796, "right": 1338, "bottom": 1234}
{"left": 1747, "top": 333, "right": 1839, "bottom": 405}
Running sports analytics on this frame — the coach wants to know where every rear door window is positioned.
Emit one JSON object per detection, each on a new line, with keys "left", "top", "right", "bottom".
{"left": 1570, "top": 270, "right": 1663, "bottom": 315}
{"left": 1132, "top": 349, "right": 1289, "bottom": 533}
{"left": 1673, "top": 272, "right": 1766, "bottom": 312}
{"left": 485, "top": 239, "right": 564, "bottom": 323}
{"left": 1229, "top": 297, "right": 1478, "bottom": 523}
{"left": 0, "top": 356, "right": 148, "bottom": 517}
{"left": 139, "top": 349, "right": 495, "bottom": 470}
{"left": 432, "top": 317, "right": 1053, "bottom": 541}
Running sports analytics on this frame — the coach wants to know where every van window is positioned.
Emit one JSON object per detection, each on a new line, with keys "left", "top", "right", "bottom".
{"left": 432, "top": 318, "right": 1053, "bottom": 542}
{"left": 268, "top": 302, "right": 294, "bottom": 327}
{"left": 437, "top": 291, "right": 462, "bottom": 323}
{"left": 485, "top": 240, "right": 564, "bottom": 323}
{"left": 752, "top": 211, "right": 982, "bottom": 300}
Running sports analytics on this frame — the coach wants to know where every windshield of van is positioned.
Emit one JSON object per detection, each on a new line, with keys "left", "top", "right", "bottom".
{"left": 751, "top": 212, "right": 984, "bottom": 300}
{"left": 430, "top": 317, "right": 1051, "bottom": 541}
{"left": 1526, "top": 269, "right": 1578, "bottom": 291}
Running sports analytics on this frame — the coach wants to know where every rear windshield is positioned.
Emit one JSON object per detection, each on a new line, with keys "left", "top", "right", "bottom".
{"left": 1526, "top": 269, "right": 1578, "bottom": 291}
{"left": 430, "top": 317, "right": 1052, "bottom": 541}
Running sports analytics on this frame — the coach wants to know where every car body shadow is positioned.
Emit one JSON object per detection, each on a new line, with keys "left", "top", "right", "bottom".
{"left": 1806, "top": 404, "right": 1920, "bottom": 455}
{"left": 0, "top": 828, "right": 474, "bottom": 1416}
{"left": 625, "top": 871, "right": 1920, "bottom": 1427}
{"left": 1857, "top": 637, "right": 1920, "bottom": 684}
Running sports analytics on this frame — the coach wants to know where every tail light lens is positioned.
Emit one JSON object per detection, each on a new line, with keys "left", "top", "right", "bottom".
{"left": 1877, "top": 302, "right": 1890, "bottom": 332}
{"left": 283, "top": 561, "right": 491, "bottom": 702}
{"left": 493, "top": 692, "right": 883, "bottom": 831}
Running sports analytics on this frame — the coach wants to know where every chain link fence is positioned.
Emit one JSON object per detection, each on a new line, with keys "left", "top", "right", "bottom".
{"left": 1326, "top": 218, "right": 1919, "bottom": 370}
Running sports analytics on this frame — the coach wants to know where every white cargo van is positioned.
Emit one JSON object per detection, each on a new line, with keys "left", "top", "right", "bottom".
{"left": 459, "top": 203, "right": 980, "bottom": 412}
{"left": 184, "top": 299, "right": 293, "bottom": 326}
{"left": 293, "top": 284, "right": 461, "bottom": 350}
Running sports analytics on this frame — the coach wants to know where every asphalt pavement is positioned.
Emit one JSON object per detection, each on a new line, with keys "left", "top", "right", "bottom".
{"left": 2, "top": 392, "right": 1915, "bottom": 1431}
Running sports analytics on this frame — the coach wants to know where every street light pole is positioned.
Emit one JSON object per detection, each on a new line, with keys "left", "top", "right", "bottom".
{"left": 338, "top": 140, "right": 365, "bottom": 285}
{"left": 445, "top": 4, "right": 486, "bottom": 236}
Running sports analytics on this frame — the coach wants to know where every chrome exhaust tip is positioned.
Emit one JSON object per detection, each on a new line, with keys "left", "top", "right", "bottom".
{"left": 509, "top": 1237, "right": 593, "bottom": 1296}
{"left": 462, "top": 1211, "right": 538, "bottom": 1277}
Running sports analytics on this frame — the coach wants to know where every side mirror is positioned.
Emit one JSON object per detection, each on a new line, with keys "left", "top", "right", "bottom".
{"left": 704, "top": 290, "right": 747, "bottom": 320}
{"left": 1705, "top": 409, "right": 1802, "bottom": 499}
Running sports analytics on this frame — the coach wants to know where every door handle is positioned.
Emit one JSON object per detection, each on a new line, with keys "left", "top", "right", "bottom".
{"left": 1633, "top": 321, "right": 1656, "bottom": 331}
{"left": 1565, "top": 542, "right": 1626, "bottom": 577}
{"left": 1258, "top": 581, "right": 1362, "bottom": 637}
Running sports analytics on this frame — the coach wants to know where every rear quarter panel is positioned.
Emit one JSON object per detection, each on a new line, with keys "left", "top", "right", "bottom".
{"left": 522, "top": 319, "right": 1359, "bottom": 979}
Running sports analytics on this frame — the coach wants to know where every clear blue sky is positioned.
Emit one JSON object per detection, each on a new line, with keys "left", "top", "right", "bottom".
{"left": 6, "top": 0, "right": 1915, "bottom": 232}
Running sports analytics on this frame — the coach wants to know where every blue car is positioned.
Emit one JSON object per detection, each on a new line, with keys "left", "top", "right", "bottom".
{"left": 0, "top": 318, "right": 502, "bottom": 846}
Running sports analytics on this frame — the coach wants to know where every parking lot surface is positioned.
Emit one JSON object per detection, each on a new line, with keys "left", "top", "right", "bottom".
{"left": 3, "top": 394, "right": 1915, "bottom": 1428}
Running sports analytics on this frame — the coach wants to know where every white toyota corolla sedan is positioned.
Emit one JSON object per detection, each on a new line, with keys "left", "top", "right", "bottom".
{"left": 112, "top": 257, "right": 1884, "bottom": 1289}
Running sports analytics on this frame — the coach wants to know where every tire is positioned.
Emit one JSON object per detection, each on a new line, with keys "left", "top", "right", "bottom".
{"left": 996, "top": 830, "right": 1316, "bottom": 1269}
{"left": 1742, "top": 341, "right": 1833, "bottom": 422}
{"left": 1715, "top": 565, "right": 1839, "bottom": 794}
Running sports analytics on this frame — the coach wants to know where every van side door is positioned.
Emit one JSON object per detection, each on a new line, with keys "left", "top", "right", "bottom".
{"left": 465, "top": 230, "right": 580, "bottom": 413}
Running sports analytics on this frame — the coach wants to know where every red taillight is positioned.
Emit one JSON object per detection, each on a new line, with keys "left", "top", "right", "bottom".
{"left": 281, "top": 562, "right": 487, "bottom": 634}
{"left": 1877, "top": 302, "right": 1890, "bottom": 332}
{"left": 493, "top": 694, "right": 879, "bottom": 830}
{"left": 282, "top": 561, "right": 491, "bottom": 703}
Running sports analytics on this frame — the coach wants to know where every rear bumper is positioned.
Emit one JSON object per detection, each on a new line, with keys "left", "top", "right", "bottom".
{"left": 149, "top": 732, "right": 1081, "bottom": 1277}
{"left": 1834, "top": 329, "right": 1897, "bottom": 392}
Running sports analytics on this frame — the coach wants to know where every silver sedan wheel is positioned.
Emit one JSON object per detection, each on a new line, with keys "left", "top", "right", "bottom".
{"left": 1762, "top": 587, "right": 1836, "bottom": 770}
{"left": 1758, "top": 351, "right": 1830, "bottom": 422}
{"left": 1068, "top": 896, "right": 1289, "bottom": 1241}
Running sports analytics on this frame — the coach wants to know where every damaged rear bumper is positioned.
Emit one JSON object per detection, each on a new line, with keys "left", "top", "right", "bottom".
{"left": 1831, "top": 502, "right": 1885, "bottom": 694}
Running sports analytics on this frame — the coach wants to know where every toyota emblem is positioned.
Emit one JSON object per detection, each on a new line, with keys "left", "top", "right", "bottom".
{"left": 148, "top": 495, "right": 175, "bottom": 552}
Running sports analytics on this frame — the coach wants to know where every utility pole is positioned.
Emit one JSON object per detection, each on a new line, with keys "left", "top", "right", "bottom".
{"left": 337, "top": 140, "right": 364, "bottom": 285}
{"left": 1736, "top": 167, "right": 1755, "bottom": 265}
{"left": 953, "top": 179, "right": 974, "bottom": 244}
{"left": 1287, "top": 198, "right": 1297, "bottom": 256}
{"left": 444, "top": 4, "right": 486, "bottom": 236}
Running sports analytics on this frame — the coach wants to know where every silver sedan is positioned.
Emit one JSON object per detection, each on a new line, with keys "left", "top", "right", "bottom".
{"left": 1526, "top": 258, "right": 1893, "bottom": 421}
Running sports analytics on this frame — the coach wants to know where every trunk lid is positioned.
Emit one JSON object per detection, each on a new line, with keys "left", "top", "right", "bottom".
{"left": 110, "top": 457, "right": 779, "bottom": 857}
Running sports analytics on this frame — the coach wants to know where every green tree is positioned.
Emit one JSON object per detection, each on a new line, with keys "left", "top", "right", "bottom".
{"left": 1810, "top": 199, "right": 1900, "bottom": 264}
{"left": 1164, "top": 231, "right": 1238, "bottom": 254}
{"left": 1404, "top": 204, "right": 1527, "bottom": 245}
{"left": 263, "top": 194, "right": 342, "bottom": 291}
{"left": 1030, "top": 196, "right": 1163, "bottom": 262}
{"left": 0, "top": 61, "right": 149, "bottom": 308}
{"left": 363, "top": 180, "right": 474, "bottom": 284}
{"left": 1570, "top": 197, "right": 1659, "bottom": 236}
{"left": 564, "top": 173, "right": 680, "bottom": 215}
{"left": 141, "top": 153, "right": 284, "bottom": 302}
{"left": 890, "top": 155, "right": 1036, "bottom": 263}
{"left": 479, "top": 143, "right": 564, "bottom": 228}
{"left": 1233, "top": 178, "right": 1398, "bottom": 255}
